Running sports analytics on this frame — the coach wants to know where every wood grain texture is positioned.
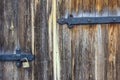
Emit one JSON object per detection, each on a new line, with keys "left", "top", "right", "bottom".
{"left": 82, "top": 0, "right": 96, "bottom": 80}
{"left": 70, "top": 1, "right": 83, "bottom": 80}
{"left": 107, "top": 0, "right": 118, "bottom": 80}
{"left": 3, "top": 0, "right": 17, "bottom": 80}
{"left": 47, "top": 0, "right": 54, "bottom": 80}
{"left": 57, "top": 0, "right": 120, "bottom": 80}
{"left": 95, "top": 0, "right": 108, "bottom": 80}
{"left": 57, "top": 1, "right": 72, "bottom": 80}
{"left": 34, "top": 0, "right": 52, "bottom": 80}
{"left": 0, "top": 0, "right": 34, "bottom": 80}
{"left": 0, "top": 0, "right": 120, "bottom": 80}
{"left": 18, "top": 0, "right": 33, "bottom": 80}
{"left": 117, "top": 0, "right": 120, "bottom": 80}
{"left": 0, "top": 1, "right": 4, "bottom": 80}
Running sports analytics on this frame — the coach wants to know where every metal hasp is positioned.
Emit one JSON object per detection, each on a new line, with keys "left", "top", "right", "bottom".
{"left": 0, "top": 49, "right": 34, "bottom": 67}
{"left": 57, "top": 14, "right": 120, "bottom": 28}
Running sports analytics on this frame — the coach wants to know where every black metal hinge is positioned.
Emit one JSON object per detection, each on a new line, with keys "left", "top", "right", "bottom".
{"left": 0, "top": 49, "right": 34, "bottom": 67}
{"left": 57, "top": 15, "right": 120, "bottom": 28}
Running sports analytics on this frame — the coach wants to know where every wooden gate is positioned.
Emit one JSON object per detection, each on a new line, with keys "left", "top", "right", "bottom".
{"left": 0, "top": 0, "right": 120, "bottom": 80}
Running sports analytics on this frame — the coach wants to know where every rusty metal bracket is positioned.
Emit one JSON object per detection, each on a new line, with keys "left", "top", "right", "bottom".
{"left": 57, "top": 14, "right": 120, "bottom": 28}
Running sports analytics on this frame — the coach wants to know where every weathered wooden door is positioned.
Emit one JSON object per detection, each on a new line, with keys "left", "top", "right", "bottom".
{"left": 0, "top": 0, "right": 120, "bottom": 80}
{"left": 0, "top": 0, "right": 35, "bottom": 80}
{"left": 53, "top": 0, "right": 120, "bottom": 80}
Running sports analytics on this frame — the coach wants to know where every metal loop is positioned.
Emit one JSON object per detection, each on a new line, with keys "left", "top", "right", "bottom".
{"left": 21, "top": 57, "right": 29, "bottom": 62}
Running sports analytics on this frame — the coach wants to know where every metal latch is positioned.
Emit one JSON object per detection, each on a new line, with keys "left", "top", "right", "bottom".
{"left": 0, "top": 49, "right": 34, "bottom": 67}
{"left": 57, "top": 14, "right": 120, "bottom": 28}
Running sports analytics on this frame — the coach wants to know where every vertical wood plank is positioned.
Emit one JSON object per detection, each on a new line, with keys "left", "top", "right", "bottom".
{"left": 3, "top": 0, "right": 17, "bottom": 80}
{"left": 57, "top": 0, "right": 72, "bottom": 80}
{"left": 3, "top": 0, "right": 16, "bottom": 51}
{"left": 116, "top": 27, "right": 120, "bottom": 80}
{"left": 116, "top": 0, "right": 120, "bottom": 80}
{"left": 18, "top": 0, "right": 32, "bottom": 52}
{"left": 0, "top": 0, "right": 4, "bottom": 51}
{"left": 95, "top": 0, "right": 108, "bottom": 80}
{"left": 71, "top": 0, "right": 83, "bottom": 80}
{"left": 88, "top": 0, "right": 96, "bottom": 80}
{"left": 82, "top": 0, "right": 90, "bottom": 80}
{"left": 107, "top": 0, "right": 118, "bottom": 80}
{"left": 0, "top": 0, "right": 4, "bottom": 80}
{"left": 47, "top": 0, "right": 54, "bottom": 79}
{"left": 19, "top": 0, "right": 33, "bottom": 80}
{"left": 81, "top": 0, "right": 96, "bottom": 80}
{"left": 34, "top": 0, "right": 51, "bottom": 80}
{"left": 53, "top": 0, "right": 61, "bottom": 80}
{"left": 30, "top": 0, "right": 35, "bottom": 80}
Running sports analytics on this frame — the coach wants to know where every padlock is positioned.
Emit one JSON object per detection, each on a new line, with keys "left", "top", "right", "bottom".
{"left": 21, "top": 58, "right": 30, "bottom": 68}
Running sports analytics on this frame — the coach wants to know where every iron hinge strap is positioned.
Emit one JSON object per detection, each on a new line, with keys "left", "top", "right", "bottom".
{"left": 57, "top": 15, "right": 120, "bottom": 28}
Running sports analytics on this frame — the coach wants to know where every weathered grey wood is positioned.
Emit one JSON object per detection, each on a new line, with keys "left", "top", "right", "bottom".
{"left": 0, "top": 1, "right": 4, "bottom": 80}
{"left": 18, "top": 1, "right": 33, "bottom": 80}
{"left": 0, "top": 0, "right": 34, "bottom": 80}
{"left": 58, "top": 1, "right": 72, "bottom": 80}
{"left": 34, "top": 0, "right": 51, "bottom": 80}
{"left": 0, "top": 0, "right": 120, "bottom": 80}
{"left": 3, "top": 0, "right": 17, "bottom": 80}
